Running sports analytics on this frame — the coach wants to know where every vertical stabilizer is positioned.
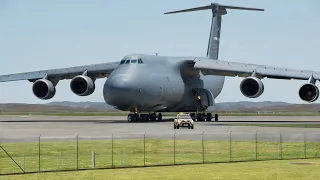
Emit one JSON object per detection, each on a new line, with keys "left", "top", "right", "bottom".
{"left": 164, "top": 3, "right": 264, "bottom": 60}
{"left": 207, "top": 4, "right": 223, "bottom": 60}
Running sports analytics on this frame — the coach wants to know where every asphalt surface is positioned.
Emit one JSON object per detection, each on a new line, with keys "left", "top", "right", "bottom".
{"left": 0, "top": 115, "right": 320, "bottom": 142}
{"left": 1, "top": 115, "right": 320, "bottom": 122}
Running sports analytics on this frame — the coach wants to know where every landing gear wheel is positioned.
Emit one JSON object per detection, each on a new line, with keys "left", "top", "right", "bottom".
{"left": 206, "top": 113, "right": 212, "bottom": 121}
{"left": 214, "top": 113, "right": 219, "bottom": 121}
{"left": 140, "top": 114, "right": 150, "bottom": 122}
{"left": 128, "top": 113, "right": 138, "bottom": 122}
{"left": 190, "top": 113, "right": 196, "bottom": 120}
{"left": 134, "top": 114, "right": 139, "bottom": 122}
{"left": 157, "top": 113, "right": 162, "bottom": 121}
{"left": 146, "top": 114, "right": 150, "bottom": 122}
{"left": 127, "top": 114, "right": 133, "bottom": 122}
{"left": 150, "top": 113, "right": 156, "bottom": 121}
{"left": 197, "top": 113, "right": 203, "bottom": 121}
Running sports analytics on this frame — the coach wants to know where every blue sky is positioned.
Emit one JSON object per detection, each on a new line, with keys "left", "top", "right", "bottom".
{"left": 0, "top": 0, "right": 319, "bottom": 104}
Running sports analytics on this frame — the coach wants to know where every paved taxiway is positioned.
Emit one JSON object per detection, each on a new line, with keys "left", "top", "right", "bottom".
{"left": 0, "top": 115, "right": 320, "bottom": 142}
{"left": 1, "top": 115, "right": 320, "bottom": 122}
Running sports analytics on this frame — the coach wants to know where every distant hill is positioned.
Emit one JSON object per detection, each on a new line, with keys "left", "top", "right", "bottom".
{"left": 210, "top": 101, "right": 292, "bottom": 110}
{"left": 0, "top": 101, "right": 319, "bottom": 112}
{"left": 45, "top": 101, "right": 115, "bottom": 110}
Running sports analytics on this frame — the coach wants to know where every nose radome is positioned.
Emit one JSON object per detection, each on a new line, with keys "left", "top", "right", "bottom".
{"left": 103, "top": 75, "right": 135, "bottom": 107}
{"left": 106, "top": 74, "right": 133, "bottom": 90}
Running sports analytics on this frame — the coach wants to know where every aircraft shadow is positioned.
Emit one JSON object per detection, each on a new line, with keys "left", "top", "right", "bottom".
{"left": 0, "top": 118, "right": 175, "bottom": 123}
{"left": 93, "top": 118, "right": 175, "bottom": 124}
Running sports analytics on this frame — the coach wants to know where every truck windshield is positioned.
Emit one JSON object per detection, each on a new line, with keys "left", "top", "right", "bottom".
{"left": 178, "top": 115, "right": 190, "bottom": 119}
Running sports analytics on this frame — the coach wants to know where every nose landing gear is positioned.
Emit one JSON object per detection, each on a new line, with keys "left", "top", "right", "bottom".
{"left": 127, "top": 112, "right": 163, "bottom": 122}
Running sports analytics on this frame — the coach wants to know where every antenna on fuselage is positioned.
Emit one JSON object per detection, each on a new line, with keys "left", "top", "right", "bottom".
{"left": 164, "top": 3, "right": 264, "bottom": 60}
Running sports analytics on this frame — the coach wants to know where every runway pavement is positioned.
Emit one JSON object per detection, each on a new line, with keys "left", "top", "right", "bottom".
{"left": 0, "top": 115, "right": 129, "bottom": 122}
{"left": 0, "top": 115, "right": 320, "bottom": 142}
{"left": 1, "top": 115, "right": 320, "bottom": 122}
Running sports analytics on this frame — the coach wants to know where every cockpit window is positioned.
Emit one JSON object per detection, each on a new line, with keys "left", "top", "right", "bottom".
{"left": 119, "top": 55, "right": 143, "bottom": 65}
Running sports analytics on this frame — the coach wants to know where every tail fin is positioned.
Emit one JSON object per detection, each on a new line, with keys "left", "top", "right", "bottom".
{"left": 165, "top": 3, "right": 264, "bottom": 60}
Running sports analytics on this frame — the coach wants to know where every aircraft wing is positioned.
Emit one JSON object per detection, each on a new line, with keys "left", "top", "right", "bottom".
{"left": 0, "top": 61, "right": 119, "bottom": 83}
{"left": 193, "top": 59, "right": 320, "bottom": 81}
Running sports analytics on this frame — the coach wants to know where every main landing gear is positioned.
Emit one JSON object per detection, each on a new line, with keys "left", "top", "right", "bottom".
{"left": 127, "top": 112, "right": 162, "bottom": 122}
{"left": 189, "top": 112, "right": 219, "bottom": 122}
{"left": 193, "top": 90, "right": 219, "bottom": 122}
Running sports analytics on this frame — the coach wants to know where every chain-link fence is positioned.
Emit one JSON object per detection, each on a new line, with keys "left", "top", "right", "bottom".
{"left": 1, "top": 130, "right": 319, "bottom": 175}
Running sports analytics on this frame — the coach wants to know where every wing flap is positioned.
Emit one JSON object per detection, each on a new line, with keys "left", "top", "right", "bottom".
{"left": 0, "top": 61, "right": 119, "bottom": 83}
{"left": 193, "top": 59, "right": 320, "bottom": 80}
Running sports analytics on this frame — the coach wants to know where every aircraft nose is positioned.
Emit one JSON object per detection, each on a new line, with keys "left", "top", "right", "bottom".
{"left": 103, "top": 75, "right": 136, "bottom": 107}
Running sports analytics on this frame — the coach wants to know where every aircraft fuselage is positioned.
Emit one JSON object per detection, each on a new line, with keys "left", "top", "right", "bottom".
{"left": 103, "top": 54, "right": 225, "bottom": 112}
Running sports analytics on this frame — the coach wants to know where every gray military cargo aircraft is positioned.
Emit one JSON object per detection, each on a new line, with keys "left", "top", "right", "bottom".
{"left": 1, "top": 3, "right": 320, "bottom": 122}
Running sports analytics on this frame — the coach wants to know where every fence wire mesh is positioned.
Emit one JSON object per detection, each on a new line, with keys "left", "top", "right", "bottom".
{"left": 1, "top": 130, "right": 320, "bottom": 175}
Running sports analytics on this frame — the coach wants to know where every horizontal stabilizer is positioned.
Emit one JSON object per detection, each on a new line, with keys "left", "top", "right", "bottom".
{"left": 164, "top": 3, "right": 264, "bottom": 15}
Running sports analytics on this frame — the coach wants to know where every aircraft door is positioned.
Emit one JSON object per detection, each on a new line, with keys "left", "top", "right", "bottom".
{"left": 193, "top": 88, "right": 215, "bottom": 111}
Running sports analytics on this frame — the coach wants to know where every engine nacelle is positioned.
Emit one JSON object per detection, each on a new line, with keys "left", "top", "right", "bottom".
{"left": 299, "top": 83, "right": 319, "bottom": 102}
{"left": 32, "top": 79, "right": 56, "bottom": 100}
{"left": 70, "top": 75, "right": 95, "bottom": 96}
{"left": 240, "top": 76, "right": 264, "bottom": 98}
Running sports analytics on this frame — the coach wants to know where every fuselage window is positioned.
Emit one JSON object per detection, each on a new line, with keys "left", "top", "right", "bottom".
{"left": 125, "top": 60, "right": 130, "bottom": 64}
{"left": 131, "top": 59, "right": 137, "bottom": 63}
{"left": 120, "top": 60, "right": 126, "bottom": 64}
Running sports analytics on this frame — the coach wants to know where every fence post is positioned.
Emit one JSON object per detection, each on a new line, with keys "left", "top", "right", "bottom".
{"left": 304, "top": 129, "right": 307, "bottom": 159}
{"left": 202, "top": 131, "right": 205, "bottom": 163}
{"left": 112, "top": 133, "right": 114, "bottom": 168}
{"left": 279, "top": 129, "right": 282, "bottom": 160}
{"left": 174, "top": 132, "right": 176, "bottom": 165}
{"left": 144, "top": 132, "right": 146, "bottom": 166}
{"left": 92, "top": 151, "right": 95, "bottom": 168}
{"left": 229, "top": 131, "right": 232, "bottom": 162}
{"left": 76, "top": 134, "right": 79, "bottom": 170}
{"left": 24, "top": 155, "right": 26, "bottom": 171}
{"left": 123, "top": 150, "right": 126, "bottom": 167}
{"left": 255, "top": 130, "right": 258, "bottom": 161}
{"left": 38, "top": 135, "right": 41, "bottom": 173}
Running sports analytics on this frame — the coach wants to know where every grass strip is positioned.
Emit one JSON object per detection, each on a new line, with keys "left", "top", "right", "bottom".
{"left": 1, "top": 138, "right": 319, "bottom": 175}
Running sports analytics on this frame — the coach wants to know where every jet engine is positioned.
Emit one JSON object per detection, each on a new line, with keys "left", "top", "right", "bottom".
{"left": 299, "top": 83, "right": 319, "bottom": 102}
{"left": 70, "top": 75, "right": 95, "bottom": 96}
{"left": 32, "top": 79, "right": 56, "bottom": 100}
{"left": 240, "top": 76, "right": 264, "bottom": 98}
